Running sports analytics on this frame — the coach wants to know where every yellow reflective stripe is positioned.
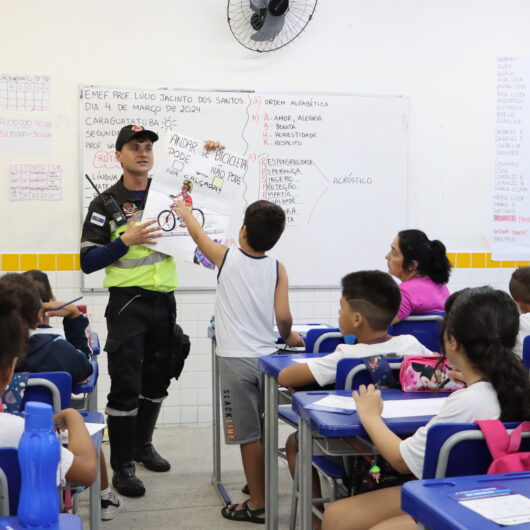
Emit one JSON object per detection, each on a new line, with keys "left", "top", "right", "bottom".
{"left": 114, "top": 253, "right": 168, "bottom": 269}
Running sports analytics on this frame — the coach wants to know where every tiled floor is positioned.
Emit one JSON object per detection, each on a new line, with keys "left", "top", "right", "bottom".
{"left": 79, "top": 423, "right": 298, "bottom": 529}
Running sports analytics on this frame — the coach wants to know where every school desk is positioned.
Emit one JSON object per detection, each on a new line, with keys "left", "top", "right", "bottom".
{"left": 292, "top": 390, "right": 446, "bottom": 530}
{"left": 259, "top": 352, "right": 327, "bottom": 530}
{"left": 402, "top": 472, "right": 530, "bottom": 530}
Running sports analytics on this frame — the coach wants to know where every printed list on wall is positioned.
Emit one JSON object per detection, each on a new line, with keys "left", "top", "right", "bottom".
{"left": 493, "top": 57, "right": 530, "bottom": 259}
{"left": 80, "top": 86, "right": 408, "bottom": 289}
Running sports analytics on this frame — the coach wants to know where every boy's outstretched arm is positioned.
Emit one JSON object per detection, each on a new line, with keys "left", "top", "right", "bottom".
{"left": 274, "top": 262, "right": 304, "bottom": 347}
{"left": 172, "top": 200, "right": 228, "bottom": 268}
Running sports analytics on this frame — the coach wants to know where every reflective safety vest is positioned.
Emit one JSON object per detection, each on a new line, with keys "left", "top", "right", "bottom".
{"left": 104, "top": 216, "right": 177, "bottom": 293}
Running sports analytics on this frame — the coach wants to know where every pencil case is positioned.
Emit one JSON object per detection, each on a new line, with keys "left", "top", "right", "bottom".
{"left": 399, "top": 355, "right": 464, "bottom": 392}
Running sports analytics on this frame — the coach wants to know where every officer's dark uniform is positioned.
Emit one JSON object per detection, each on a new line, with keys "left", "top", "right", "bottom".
{"left": 81, "top": 170, "right": 179, "bottom": 497}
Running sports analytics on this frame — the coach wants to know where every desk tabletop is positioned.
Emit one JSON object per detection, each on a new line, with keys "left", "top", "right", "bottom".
{"left": 292, "top": 389, "right": 445, "bottom": 437}
{"left": 402, "top": 472, "right": 530, "bottom": 530}
{"left": 258, "top": 353, "right": 326, "bottom": 379}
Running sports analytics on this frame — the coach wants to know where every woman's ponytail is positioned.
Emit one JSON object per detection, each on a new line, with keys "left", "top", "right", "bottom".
{"left": 428, "top": 239, "right": 451, "bottom": 284}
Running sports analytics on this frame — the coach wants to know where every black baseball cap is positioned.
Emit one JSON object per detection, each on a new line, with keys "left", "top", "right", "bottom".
{"left": 115, "top": 125, "right": 158, "bottom": 151}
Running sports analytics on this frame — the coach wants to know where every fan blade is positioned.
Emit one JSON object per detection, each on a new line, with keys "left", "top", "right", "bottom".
{"left": 249, "top": 0, "right": 267, "bottom": 10}
{"left": 250, "top": 11, "right": 285, "bottom": 41}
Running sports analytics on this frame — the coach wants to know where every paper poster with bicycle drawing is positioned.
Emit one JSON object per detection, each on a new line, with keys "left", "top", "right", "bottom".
{"left": 142, "top": 131, "right": 246, "bottom": 265}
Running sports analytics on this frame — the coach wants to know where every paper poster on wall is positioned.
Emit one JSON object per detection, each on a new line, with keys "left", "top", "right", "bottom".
{"left": 0, "top": 73, "right": 51, "bottom": 111}
{"left": 142, "top": 131, "right": 246, "bottom": 265}
{"left": 0, "top": 118, "right": 52, "bottom": 154}
{"left": 9, "top": 164, "right": 62, "bottom": 201}
{"left": 492, "top": 57, "right": 530, "bottom": 259}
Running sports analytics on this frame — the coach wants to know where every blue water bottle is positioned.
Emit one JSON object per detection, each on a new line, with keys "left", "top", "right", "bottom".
{"left": 17, "top": 402, "right": 60, "bottom": 528}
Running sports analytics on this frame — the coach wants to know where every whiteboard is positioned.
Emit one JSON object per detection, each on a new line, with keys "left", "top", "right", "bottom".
{"left": 80, "top": 86, "right": 408, "bottom": 290}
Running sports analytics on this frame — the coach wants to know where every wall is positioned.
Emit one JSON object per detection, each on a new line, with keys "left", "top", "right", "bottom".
{"left": 1, "top": 0, "right": 530, "bottom": 423}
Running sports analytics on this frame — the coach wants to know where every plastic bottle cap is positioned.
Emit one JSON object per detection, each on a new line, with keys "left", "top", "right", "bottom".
{"left": 24, "top": 402, "right": 54, "bottom": 431}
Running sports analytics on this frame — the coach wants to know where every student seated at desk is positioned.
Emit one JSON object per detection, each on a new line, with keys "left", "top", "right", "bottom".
{"left": 508, "top": 266, "right": 530, "bottom": 357}
{"left": 174, "top": 199, "right": 304, "bottom": 524}
{"left": 0, "top": 274, "right": 122, "bottom": 520}
{"left": 0, "top": 282, "right": 97, "bottom": 488}
{"left": 385, "top": 229, "right": 451, "bottom": 323}
{"left": 278, "top": 270, "right": 433, "bottom": 391}
{"left": 22, "top": 269, "right": 91, "bottom": 356}
{"left": 0, "top": 274, "right": 92, "bottom": 384}
{"left": 322, "top": 286, "right": 530, "bottom": 530}
{"left": 278, "top": 270, "right": 433, "bottom": 528}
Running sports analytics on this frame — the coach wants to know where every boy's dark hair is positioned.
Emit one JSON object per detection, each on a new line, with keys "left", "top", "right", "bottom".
{"left": 509, "top": 266, "right": 530, "bottom": 304}
{"left": 398, "top": 229, "right": 451, "bottom": 284}
{"left": 442, "top": 286, "right": 530, "bottom": 421}
{"left": 341, "top": 270, "right": 401, "bottom": 330}
{"left": 243, "top": 200, "right": 286, "bottom": 252}
{"left": 0, "top": 273, "right": 42, "bottom": 329}
{"left": 0, "top": 282, "right": 27, "bottom": 370}
{"left": 22, "top": 270, "right": 53, "bottom": 302}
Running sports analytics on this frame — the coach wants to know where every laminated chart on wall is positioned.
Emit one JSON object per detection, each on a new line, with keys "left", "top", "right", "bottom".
{"left": 0, "top": 73, "right": 51, "bottom": 111}
{"left": 9, "top": 164, "right": 62, "bottom": 201}
{"left": 80, "top": 86, "right": 408, "bottom": 289}
{"left": 493, "top": 57, "right": 530, "bottom": 259}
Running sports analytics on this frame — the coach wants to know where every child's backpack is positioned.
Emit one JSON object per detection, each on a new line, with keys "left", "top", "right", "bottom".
{"left": 476, "top": 420, "right": 530, "bottom": 473}
{"left": 399, "top": 355, "right": 464, "bottom": 392}
{"left": 1, "top": 372, "right": 30, "bottom": 413}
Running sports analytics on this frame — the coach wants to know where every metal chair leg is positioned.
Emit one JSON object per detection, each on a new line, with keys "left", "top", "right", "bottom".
{"left": 289, "top": 453, "right": 299, "bottom": 530}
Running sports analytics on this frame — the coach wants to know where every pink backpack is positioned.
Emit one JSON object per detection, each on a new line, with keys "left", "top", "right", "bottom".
{"left": 399, "top": 355, "right": 464, "bottom": 392}
{"left": 476, "top": 420, "right": 530, "bottom": 473}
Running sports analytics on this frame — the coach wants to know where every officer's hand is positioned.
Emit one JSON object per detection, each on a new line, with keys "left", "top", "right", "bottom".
{"left": 204, "top": 140, "right": 225, "bottom": 151}
{"left": 120, "top": 213, "right": 162, "bottom": 246}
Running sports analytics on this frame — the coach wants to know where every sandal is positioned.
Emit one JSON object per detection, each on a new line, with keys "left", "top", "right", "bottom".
{"left": 221, "top": 500, "right": 265, "bottom": 524}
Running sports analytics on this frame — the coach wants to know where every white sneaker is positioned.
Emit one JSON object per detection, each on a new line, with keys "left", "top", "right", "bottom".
{"left": 101, "top": 490, "right": 122, "bottom": 521}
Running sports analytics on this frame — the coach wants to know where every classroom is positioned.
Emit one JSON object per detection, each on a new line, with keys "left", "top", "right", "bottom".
{"left": 1, "top": 0, "right": 530, "bottom": 528}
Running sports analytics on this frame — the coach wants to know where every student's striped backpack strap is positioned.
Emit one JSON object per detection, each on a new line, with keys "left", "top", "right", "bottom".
{"left": 476, "top": 420, "right": 530, "bottom": 473}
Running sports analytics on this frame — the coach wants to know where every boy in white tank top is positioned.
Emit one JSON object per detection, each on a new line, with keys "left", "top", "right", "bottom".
{"left": 174, "top": 199, "right": 303, "bottom": 524}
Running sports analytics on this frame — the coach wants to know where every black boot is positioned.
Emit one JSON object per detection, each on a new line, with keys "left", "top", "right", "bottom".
{"left": 134, "top": 399, "right": 171, "bottom": 472}
{"left": 107, "top": 415, "right": 146, "bottom": 497}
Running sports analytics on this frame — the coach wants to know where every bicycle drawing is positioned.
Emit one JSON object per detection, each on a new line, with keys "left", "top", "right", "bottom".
{"left": 157, "top": 207, "right": 205, "bottom": 232}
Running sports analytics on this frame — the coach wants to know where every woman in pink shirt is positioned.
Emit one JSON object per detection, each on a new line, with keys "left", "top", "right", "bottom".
{"left": 385, "top": 229, "right": 451, "bottom": 322}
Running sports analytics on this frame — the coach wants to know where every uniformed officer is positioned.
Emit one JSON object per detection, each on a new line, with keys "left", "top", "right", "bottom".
{"left": 81, "top": 125, "right": 221, "bottom": 497}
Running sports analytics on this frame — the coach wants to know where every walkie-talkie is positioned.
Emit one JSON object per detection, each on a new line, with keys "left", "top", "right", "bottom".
{"left": 85, "top": 174, "right": 127, "bottom": 227}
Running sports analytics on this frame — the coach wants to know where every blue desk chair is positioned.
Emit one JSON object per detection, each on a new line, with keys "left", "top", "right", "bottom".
{"left": 522, "top": 335, "right": 530, "bottom": 369}
{"left": 305, "top": 328, "right": 343, "bottom": 354}
{"left": 423, "top": 422, "right": 530, "bottom": 479}
{"left": 89, "top": 332, "right": 100, "bottom": 357}
{"left": 336, "top": 357, "right": 404, "bottom": 391}
{"left": 21, "top": 373, "right": 103, "bottom": 529}
{"left": 72, "top": 360, "right": 99, "bottom": 412}
{"left": 388, "top": 312, "right": 444, "bottom": 352}
{"left": 0, "top": 449, "right": 21, "bottom": 516}
{"left": 23, "top": 372, "right": 72, "bottom": 413}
